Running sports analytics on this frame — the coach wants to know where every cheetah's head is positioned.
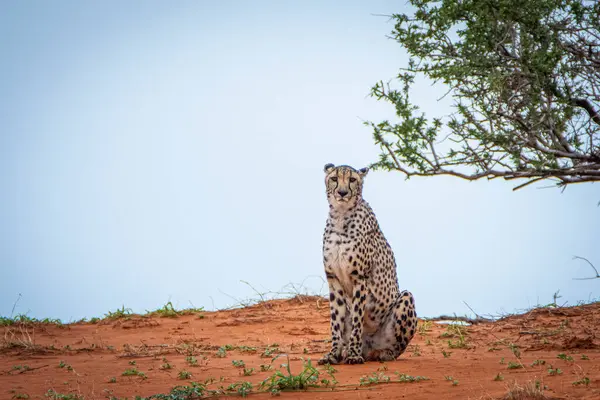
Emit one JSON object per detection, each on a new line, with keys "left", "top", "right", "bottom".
{"left": 323, "top": 163, "right": 369, "bottom": 209}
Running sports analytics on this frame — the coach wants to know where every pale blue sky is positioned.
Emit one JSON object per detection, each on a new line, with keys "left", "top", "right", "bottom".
{"left": 1, "top": 1, "right": 597, "bottom": 322}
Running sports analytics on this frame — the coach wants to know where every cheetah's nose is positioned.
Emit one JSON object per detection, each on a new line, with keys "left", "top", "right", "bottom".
{"left": 338, "top": 190, "right": 348, "bottom": 198}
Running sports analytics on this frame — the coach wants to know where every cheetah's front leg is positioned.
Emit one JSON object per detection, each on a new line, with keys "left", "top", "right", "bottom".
{"left": 346, "top": 280, "right": 367, "bottom": 364}
{"left": 318, "top": 275, "right": 348, "bottom": 365}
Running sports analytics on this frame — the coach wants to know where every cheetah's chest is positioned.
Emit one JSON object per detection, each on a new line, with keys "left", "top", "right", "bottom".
{"left": 323, "top": 228, "right": 358, "bottom": 296}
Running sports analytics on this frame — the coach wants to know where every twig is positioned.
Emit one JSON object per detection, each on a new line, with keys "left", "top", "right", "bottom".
{"left": 573, "top": 255, "right": 600, "bottom": 280}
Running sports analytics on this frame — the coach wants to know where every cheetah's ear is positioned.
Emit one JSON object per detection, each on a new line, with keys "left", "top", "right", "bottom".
{"left": 358, "top": 167, "right": 369, "bottom": 177}
{"left": 324, "top": 163, "right": 335, "bottom": 173}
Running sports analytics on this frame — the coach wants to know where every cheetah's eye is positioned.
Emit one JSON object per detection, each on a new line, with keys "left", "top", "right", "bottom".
{"left": 349, "top": 177, "right": 357, "bottom": 183}
{"left": 330, "top": 177, "right": 338, "bottom": 182}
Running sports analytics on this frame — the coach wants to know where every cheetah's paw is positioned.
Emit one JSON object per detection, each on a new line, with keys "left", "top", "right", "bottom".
{"left": 345, "top": 355, "right": 365, "bottom": 364}
{"left": 318, "top": 352, "right": 342, "bottom": 365}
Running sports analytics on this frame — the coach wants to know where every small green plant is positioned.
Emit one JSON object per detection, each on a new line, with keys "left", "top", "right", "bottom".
{"left": 227, "top": 382, "right": 253, "bottom": 398}
{"left": 121, "top": 368, "right": 147, "bottom": 379}
{"left": 145, "top": 382, "right": 209, "bottom": 398}
{"left": 557, "top": 353, "right": 574, "bottom": 362}
{"left": 11, "top": 394, "right": 30, "bottom": 399}
{"left": 105, "top": 305, "right": 133, "bottom": 320}
{"left": 573, "top": 376, "right": 590, "bottom": 386}
{"left": 581, "top": 354, "right": 589, "bottom": 360}
{"left": 243, "top": 367, "right": 255, "bottom": 376}
{"left": 395, "top": 372, "right": 430, "bottom": 382}
{"left": 493, "top": 373, "right": 504, "bottom": 381}
{"left": 452, "top": 380, "right": 459, "bottom": 386}
{"left": 128, "top": 360, "right": 136, "bottom": 365}
{"left": 507, "top": 361, "right": 523, "bottom": 369}
{"left": 412, "top": 345, "right": 421, "bottom": 356}
{"left": 44, "top": 390, "right": 84, "bottom": 400}
{"left": 323, "top": 364, "right": 337, "bottom": 374}
{"left": 178, "top": 370, "right": 192, "bottom": 380}
{"left": 11, "top": 365, "right": 31, "bottom": 371}
{"left": 232, "top": 360, "right": 245, "bottom": 368}
{"left": 488, "top": 347, "right": 501, "bottom": 352}
{"left": 442, "top": 350, "right": 451, "bottom": 358}
{"left": 531, "top": 359, "right": 546, "bottom": 366}
{"left": 359, "top": 372, "right": 390, "bottom": 386}
{"left": 260, "top": 364, "right": 272, "bottom": 372}
{"left": 160, "top": 362, "right": 172, "bottom": 370}
{"left": 262, "top": 345, "right": 279, "bottom": 358}
{"left": 185, "top": 356, "right": 198, "bottom": 366}
{"left": 499, "top": 357, "right": 505, "bottom": 364}
{"left": 418, "top": 320, "right": 432, "bottom": 335}
{"left": 238, "top": 346, "right": 257, "bottom": 353}
{"left": 216, "top": 347, "right": 227, "bottom": 358}
{"left": 108, "top": 376, "right": 116, "bottom": 383}
{"left": 425, "top": 338, "right": 432, "bottom": 346}
{"left": 148, "top": 301, "right": 180, "bottom": 318}
{"left": 58, "top": 360, "right": 67, "bottom": 368}
{"left": 444, "top": 375, "right": 454, "bottom": 381}
{"left": 259, "top": 357, "right": 320, "bottom": 395}
{"left": 548, "top": 366, "right": 563, "bottom": 375}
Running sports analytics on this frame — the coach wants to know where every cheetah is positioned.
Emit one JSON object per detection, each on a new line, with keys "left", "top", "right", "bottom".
{"left": 318, "top": 163, "right": 417, "bottom": 365}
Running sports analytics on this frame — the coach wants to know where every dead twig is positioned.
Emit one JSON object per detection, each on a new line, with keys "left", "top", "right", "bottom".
{"left": 573, "top": 255, "right": 599, "bottom": 280}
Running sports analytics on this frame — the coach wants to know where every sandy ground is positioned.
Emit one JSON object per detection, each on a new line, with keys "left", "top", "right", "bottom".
{"left": 1, "top": 296, "right": 599, "bottom": 399}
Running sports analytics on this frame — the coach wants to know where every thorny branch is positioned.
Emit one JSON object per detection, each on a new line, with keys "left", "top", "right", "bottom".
{"left": 368, "top": 0, "right": 600, "bottom": 190}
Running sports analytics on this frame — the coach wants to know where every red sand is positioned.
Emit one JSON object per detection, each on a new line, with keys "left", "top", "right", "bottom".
{"left": 1, "top": 297, "right": 599, "bottom": 399}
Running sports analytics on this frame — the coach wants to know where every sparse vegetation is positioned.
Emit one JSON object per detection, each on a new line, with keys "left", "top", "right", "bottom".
{"left": 418, "top": 320, "right": 432, "bottom": 335}
{"left": 44, "top": 390, "right": 84, "bottom": 400}
{"left": 548, "top": 366, "right": 563, "bottom": 375}
{"left": 557, "top": 353, "right": 574, "bottom": 362}
{"left": 359, "top": 371, "right": 391, "bottom": 386}
{"left": 185, "top": 356, "right": 198, "bottom": 366}
{"left": 507, "top": 361, "right": 523, "bottom": 369}
{"left": 412, "top": 344, "right": 421, "bottom": 356}
{"left": 145, "top": 301, "right": 205, "bottom": 318}
{"left": 216, "top": 347, "right": 227, "bottom": 358}
{"left": 494, "top": 373, "right": 504, "bottom": 381}
{"left": 503, "top": 380, "right": 547, "bottom": 400}
{"left": 121, "top": 368, "right": 147, "bottom": 379}
{"left": 573, "top": 376, "right": 590, "bottom": 386}
{"left": 444, "top": 376, "right": 459, "bottom": 386}
{"left": 232, "top": 360, "right": 245, "bottom": 368}
{"left": 259, "top": 357, "right": 320, "bottom": 395}
{"left": 227, "top": 382, "right": 253, "bottom": 398}
{"left": 105, "top": 305, "right": 133, "bottom": 320}
{"left": 178, "top": 370, "right": 192, "bottom": 380}
{"left": 395, "top": 372, "right": 430, "bottom": 383}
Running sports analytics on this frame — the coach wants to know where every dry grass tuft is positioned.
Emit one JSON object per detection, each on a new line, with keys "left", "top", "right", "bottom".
{"left": 503, "top": 380, "right": 547, "bottom": 400}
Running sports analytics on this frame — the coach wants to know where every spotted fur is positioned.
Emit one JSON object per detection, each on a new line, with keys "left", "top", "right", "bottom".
{"left": 318, "top": 163, "right": 417, "bottom": 365}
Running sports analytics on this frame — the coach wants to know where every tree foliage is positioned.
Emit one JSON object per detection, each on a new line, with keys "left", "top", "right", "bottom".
{"left": 368, "top": 0, "right": 600, "bottom": 189}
